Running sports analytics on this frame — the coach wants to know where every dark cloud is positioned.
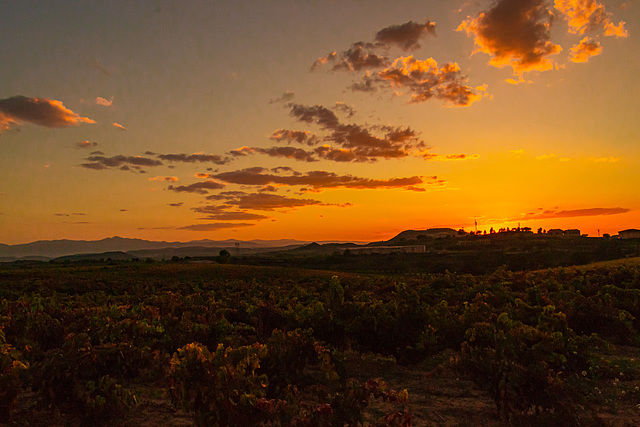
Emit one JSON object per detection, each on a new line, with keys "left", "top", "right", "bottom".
{"left": 269, "top": 91, "right": 295, "bottom": 104}
{"left": 168, "top": 202, "right": 184, "bottom": 207}
{"left": 80, "top": 154, "right": 163, "bottom": 171}
{"left": 270, "top": 129, "right": 320, "bottom": 146}
{"left": 212, "top": 168, "right": 427, "bottom": 191}
{"left": 458, "top": 0, "right": 562, "bottom": 74}
{"left": 75, "top": 141, "right": 99, "bottom": 149}
{"left": 312, "top": 20, "right": 436, "bottom": 72}
{"left": 157, "top": 153, "right": 230, "bottom": 165}
{"left": 205, "top": 191, "right": 345, "bottom": 211}
{"left": 192, "top": 205, "right": 270, "bottom": 221}
{"left": 374, "top": 20, "right": 437, "bottom": 50}
{"left": 280, "top": 103, "right": 429, "bottom": 160}
{"left": 167, "top": 180, "right": 225, "bottom": 194}
{"left": 178, "top": 223, "right": 256, "bottom": 231}
{"left": 0, "top": 96, "right": 94, "bottom": 131}
{"left": 312, "top": 42, "right": 387, "bottom": 72}
{"left": 233, "top": 146, "right": 319, "bottom": 162}
{"left": 54, "top": 212, "right": 87, "bottom": 217}
{"left": 332, "top": 102, "right": 356, "bottom": 118}
{"left": 520, "top": 207, "right": 631, "bottom": 220}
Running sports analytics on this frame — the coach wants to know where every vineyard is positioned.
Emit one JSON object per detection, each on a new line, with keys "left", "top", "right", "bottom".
{"left": 1, "top": 258, "right": 640, "bottom": 425}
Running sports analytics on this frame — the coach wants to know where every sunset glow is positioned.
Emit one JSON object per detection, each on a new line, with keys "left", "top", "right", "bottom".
{"left": 1, "top": 0, "right": 638, "bottom": 244}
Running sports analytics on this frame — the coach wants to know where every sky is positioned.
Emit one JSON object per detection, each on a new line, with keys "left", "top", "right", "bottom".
{"left": 1, "top": 0, "right": 638, "bottom": 244}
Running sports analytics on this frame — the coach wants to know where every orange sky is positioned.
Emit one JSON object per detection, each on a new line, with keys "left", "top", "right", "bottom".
{"left": 0, "top": 0, "right": 638, "bottom": 244}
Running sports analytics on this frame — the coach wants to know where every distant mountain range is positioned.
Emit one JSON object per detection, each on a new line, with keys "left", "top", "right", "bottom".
{"left": 0, "top": 236, "right": 368, "bottom": 261}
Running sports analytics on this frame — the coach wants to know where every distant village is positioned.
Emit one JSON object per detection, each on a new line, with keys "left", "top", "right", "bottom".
{"left": 345, "top": 227, "right": 640, "bottom": 256}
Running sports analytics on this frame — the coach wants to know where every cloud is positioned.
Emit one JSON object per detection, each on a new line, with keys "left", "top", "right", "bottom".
{"left": 90, "top": 59, "right": 112, "bottom": 76}
{"left": 274, "top": 103, "right": 431, "bottom": 160}
{"left": 205, "top": 191, "right": 345, "bottom": 211}
{"left": 167, "top": 180, "right": 225, "bottom": 194}
{"left": 422, "top": 153, "right": 480, "bottom": 161}
{"left": 374, "top": 20, "right": 437, "bottom": 50}
{"left": 269, "top": 91, "right": 295, "bottom": 104}
{"left": 589, "top": 156, "right": 621, "bottom": 163}
{"left": 0, "top": 96, "right": 95, "bottom": 131}
{"left": 113, "top": 122, "right": 127, "bottom": 130}
{"left": 149, "top": 176, "right": 179, "bottom": 182}
{"left": 312, "top": 43, "right": 387, "bottom": 72}
{"left": 569, "top": 37, "right": 602, "bottom": 62}
{"left": 211, "top": 167, "right": 428, "bottom": 191}
{"left": 178, "top": 223, "right": 256, "bottom": 231}
{"left": 270, "top": 129, "right": 320, "bottom": 146}
{"left": 358, "top": 56, "right": 482, "bottom": 106}
{"left": 168, "top": 202, "right": 184, "bottom": 207}
{"left": 458, "top": 0, "right": 562, "bottom": 74}
{"left": 96, "top": 96, "right": 113, "bottom": 106}
{"left": 80, "top": 154, "right": 163, "bottom": 171}
{"left": 520, "top": 207, "right": 630, "bottom": 220}
{"left": 333, "top": 102, "right": 356, "bottom": 118}
{"left": 158, "top": 152, "right": 231, "bottom": 165}
{"left": 192, "top": 206, "right": 271, "bottom": 221}
{"left": 312, "top": 20, "right": 436, "bottom": 72}
{"left": 75, "top": 140, "right": 98, "bottom": 149}
{"left": 54, "top": 212, "right": 87, "bottom": 217}
{"left": 231, "top": 146, "right": 319, "bottom": 162}
{"left": 536, "top": 153, "right": 557, "bottom": 160}
{"left": 554, "top": 0, "right": 628, "bottom": 37}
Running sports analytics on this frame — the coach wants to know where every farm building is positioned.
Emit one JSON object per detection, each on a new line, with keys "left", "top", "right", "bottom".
{"left": 619, "top": 229, "right": 640, "bottom": 239}
{"left": 346, "top": 245, "right": 426, "bottom": 255}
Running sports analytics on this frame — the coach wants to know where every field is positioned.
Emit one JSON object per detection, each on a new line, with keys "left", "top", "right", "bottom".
{"left": 2, "top": 257, "right": 640, "bottom": 425}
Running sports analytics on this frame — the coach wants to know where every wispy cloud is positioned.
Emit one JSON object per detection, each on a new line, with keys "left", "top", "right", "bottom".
{"left": 157, "top": 152, "right": 231, "bottom": 165}
{"left": 113, "top": 122, "right": 127, "bottom": 131}
{"left": 75, "top": 140, "right": 99, "bottom": 149}
{"left": 149, "top": 176, "right": 179, "bottom": 182}
{"left": 458, "top": 0, "right": 561, "bottom": 75}
{"left": 520, "top": 207, "right": 630, "bottom": 220}
{"left": 80, "top": 154, "right": 162, "bottom": 171}
{"left": 96, "top": 96, "right": 113, "bottom": 107}
{"left": 0, "top": 96, "right": 95, "bottom": 131}
{"left": 192, "top": 205, "right": 271, "bottom": 221}
{"left": 178, "top": 223, "right": 256, "bottom": 231}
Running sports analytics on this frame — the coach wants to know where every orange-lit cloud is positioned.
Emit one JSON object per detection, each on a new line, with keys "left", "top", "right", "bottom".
{"left": 168, "top": 180, "right": 225, "bottom": 194}
{"left": 554, "top": 0, "right": 628, "bottom": 37}
{"left": 149, "top": 176, "right": 179, "bottom": 182}
{"left": 80, "top": 154, "right": 162, "bottom": 171}
{"left": 75, "top": 140, "right": 98, "bottom": 149}
{"left": 211, "top": 167, "right": 429, "bottom": 191}
{"left": 96, "top": 96, "right": 113, "bottom": 106}
{"left": 569, "top": 37, "right": 602, "bottom": 62}
{"left": 0, "top": 96, "right": 95, "bottom": 131}
{"left": 422, "top": 153, "right": 480, "bottom": 161}
{"left": 520, "top": 207, "right": 630, "bottom": 220}
{"left": 178, "top": 223, "right": 256, "bottom": 231}
{"left": 362, "top": 56, "right": 482, "bottom": 106}
{"left": 458, "top": 0, "right": 562, "bottom": 74}
{"left": 157, "top": 152, "right": 231, "bottom": 165}
{"left": 113, "top": 122, "right": 127, "bottom": 130}
{"left": 270, "top": 129, "right": 320, "bottom": 146}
